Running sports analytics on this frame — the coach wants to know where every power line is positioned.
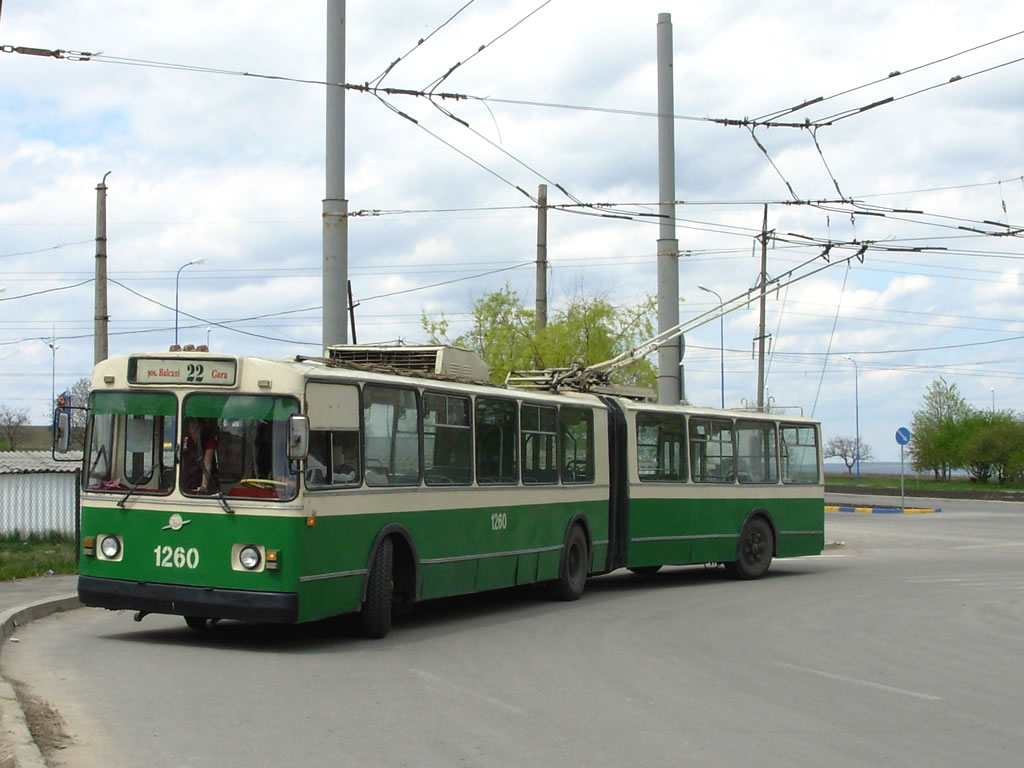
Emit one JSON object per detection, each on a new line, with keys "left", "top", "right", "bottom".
{"left": 754, "top": 29, "right": 1024, "bottom": 123}
{"left": 423, "top": 0, "right": 552, "bottom": 94}
{"left": 369, "top": 0, "right": 476, "bottom": 89}
{"left": 0, "top": 239, "right": 94, "bottom": 259}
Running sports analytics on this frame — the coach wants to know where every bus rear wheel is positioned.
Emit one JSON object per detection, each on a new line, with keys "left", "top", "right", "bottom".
{"left": 184, "top": 616, "right": 209, "bottom": 630}
{"left": 726, "top": 517, "right": 774, "bottom": 580}
{"left": 549, "top": 524, "right": 589, "bottom": 601}
{"left": 360, "top": 537, "right": 394, "bottom": 638}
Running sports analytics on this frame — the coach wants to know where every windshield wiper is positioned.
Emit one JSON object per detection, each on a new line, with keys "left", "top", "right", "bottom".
{"left": 196, "top": 455, "right": 233, "bottom": 514}
{"left": 118, "top": 467, "right": 155, "bottom": 508}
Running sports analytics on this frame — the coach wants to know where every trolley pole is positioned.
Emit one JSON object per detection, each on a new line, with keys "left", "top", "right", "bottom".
{"left": 94, "top": 172, "right": 110, "bottom": 364}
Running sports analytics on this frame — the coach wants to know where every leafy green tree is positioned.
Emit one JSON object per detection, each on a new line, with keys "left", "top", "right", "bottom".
{"left": 422, "top": 286, "right": 657, "bottom": 388}
{"left": 960, "top": 411, "right": 1024, "bottom": 484}
{"left": 909, "top": 377, "right": 969, "bottom": 481}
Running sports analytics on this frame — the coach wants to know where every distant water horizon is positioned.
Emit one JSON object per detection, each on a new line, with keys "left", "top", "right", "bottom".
{"left": 824, "top": 460, "right": 968, "bottom": 477}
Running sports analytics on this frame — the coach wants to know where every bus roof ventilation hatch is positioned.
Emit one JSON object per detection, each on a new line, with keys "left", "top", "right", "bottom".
{"left": 321, "top": 345, "right": 491, "bottom": 383}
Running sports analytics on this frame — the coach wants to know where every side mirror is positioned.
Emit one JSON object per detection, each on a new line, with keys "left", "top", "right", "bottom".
{"left": 54, "top": 411, "right": 72, "bottom": 454}
{"left": 286, "top": 414, "right": 309, "bottom": 460}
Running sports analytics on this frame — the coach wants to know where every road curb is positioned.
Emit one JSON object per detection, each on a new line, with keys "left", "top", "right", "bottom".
{"left": 0, "top": 595, "right": 81, "bottom": 768}
{"left": 826, "top": 504, "right": 941, "bottom": 514}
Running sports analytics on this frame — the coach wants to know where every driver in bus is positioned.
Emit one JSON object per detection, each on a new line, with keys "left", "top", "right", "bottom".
{"left": 181, "top": 417, "right": 218, "bottom": 493}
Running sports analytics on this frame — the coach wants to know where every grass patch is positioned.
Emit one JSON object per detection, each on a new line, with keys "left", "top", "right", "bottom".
{"left": 825, "top": 473, "right": 1024, "bottom": 494}
{"left": 0, "top": 532, "right": 78, "bottom": 580}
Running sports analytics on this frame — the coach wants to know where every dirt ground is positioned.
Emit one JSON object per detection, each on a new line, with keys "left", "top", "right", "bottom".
{"left": 10, "top": 679, "right": 71, "bottom": 762}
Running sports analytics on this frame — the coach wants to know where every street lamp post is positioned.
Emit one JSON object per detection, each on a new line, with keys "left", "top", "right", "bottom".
{"left": 844, "top": 355, "right": 860, "bottom": 482}
{"left": 47, "top": 337, "right": 59, "bottom": 428}
{"left": 991, "top": 387, "right": 995, "bottom": 414}
{"left": 174, "top": 258, "right": 204, "bottom": 345}
{"left": 698, "top": 284, "right": 725, "bottom": 408}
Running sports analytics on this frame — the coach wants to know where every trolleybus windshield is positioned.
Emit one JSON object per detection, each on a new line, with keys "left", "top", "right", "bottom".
{"left": 181, "top": 393, "right": 300, "bottom": 501}
{"left": 85, "top": 391, "right": 177, "bottom": 494}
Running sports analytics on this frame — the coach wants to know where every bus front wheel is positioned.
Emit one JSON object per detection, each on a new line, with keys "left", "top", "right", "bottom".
{"left": 360, "top": 537, "right": 394, "bottom": 638}
{"left": 726, "top": 517, "right": 774, "bottom": 580}
{"left": 549, "top": 524, "right": 589, "bottom": 601}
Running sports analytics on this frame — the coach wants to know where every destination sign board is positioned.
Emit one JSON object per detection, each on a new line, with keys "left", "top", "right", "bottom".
{"left": 128, "top": 357, "right": 237, "bottom": 386}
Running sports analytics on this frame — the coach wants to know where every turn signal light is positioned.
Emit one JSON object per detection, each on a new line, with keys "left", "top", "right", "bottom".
{"left": 83, "top": 536, "right": 96, "bottom": 556}
{"left": 266, "top": 550, "right": 280, "bottom": 570}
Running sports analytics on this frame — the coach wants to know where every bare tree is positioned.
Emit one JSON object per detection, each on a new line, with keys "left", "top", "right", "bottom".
{"left": 69, "top": 377, "right": 91, "bottom": 429}
{"left": 825, "top": 435, "right": 874, "bottom": 475}
{"left": 0, "top": 405, "right": 31, "bottom": 450}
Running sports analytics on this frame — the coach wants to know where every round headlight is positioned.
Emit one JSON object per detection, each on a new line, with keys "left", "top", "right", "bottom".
{"left": 239, "top": 545, "right": 261, "bottom": 570}
{"left": 100, "top": 535, "right": 121, "bottom": 559}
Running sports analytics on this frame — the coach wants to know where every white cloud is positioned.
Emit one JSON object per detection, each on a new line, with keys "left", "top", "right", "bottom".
{"left": 1, "top": 0, "right": 1023, "bottom": 457}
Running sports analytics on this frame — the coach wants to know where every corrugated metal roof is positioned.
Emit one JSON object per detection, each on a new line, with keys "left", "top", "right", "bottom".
{"left": 0, "top": 451, "right": 83, "bottom": 474}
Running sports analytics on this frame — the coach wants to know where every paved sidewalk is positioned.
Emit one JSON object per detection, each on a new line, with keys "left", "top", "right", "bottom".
{"left": 0, "top": 575, "right": 80, "bottom": 768}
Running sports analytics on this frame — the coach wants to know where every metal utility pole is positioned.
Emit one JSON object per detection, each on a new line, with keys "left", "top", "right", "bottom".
{"left": 656, "top": 13, "right": 681, "bottom": 404}
{"left": 323, "top": 0, "right": 349, "bottom": 351}
{"left": 536, "top": 184, "right": 548, "bottom": 330}
{"left": 756, "top": 205, "right": 768, "bottom": 410}
{"left": 347, "top": 280, "right": 358, "bottom": 344}
{"left": 94, "top": 172, "right": 110, "bottom": 364}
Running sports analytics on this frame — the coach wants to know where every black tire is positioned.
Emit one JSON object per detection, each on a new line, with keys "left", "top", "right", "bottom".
{"left": 627, "top": 565, "right": 662, "bottom": 576}
{"left": 184, "top": 616, "right": 208, "bottom": 630}
{"left": 360, "top": 537, "right": 394, "bottom": 638}
{"left": 549, "top": 524, "right": 589, "bottom": 601}
{"left": 726, "top": 516, "right": 774, "bottom": 580}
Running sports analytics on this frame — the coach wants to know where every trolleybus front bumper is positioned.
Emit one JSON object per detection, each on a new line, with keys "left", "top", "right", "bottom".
{"left": 78, "top": 576, "right": 299, "bottom": 623}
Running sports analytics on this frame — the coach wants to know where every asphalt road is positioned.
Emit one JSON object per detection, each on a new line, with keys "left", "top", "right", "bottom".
{"left": 4, "top": 498, "right": 1024, "bottom": 768}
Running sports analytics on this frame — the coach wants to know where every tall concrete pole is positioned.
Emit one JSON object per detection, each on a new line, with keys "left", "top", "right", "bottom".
{"left": 323, "top": 0, "right": 349, "bottom": 350}
{"left": 94, "top": 172, "right": 110, "bottom": 364}
{"left": 536, "top": 184, "right": 548, "bottom": 331}
{"left": 656, "top": 13, "right": 681, "bottom": 404}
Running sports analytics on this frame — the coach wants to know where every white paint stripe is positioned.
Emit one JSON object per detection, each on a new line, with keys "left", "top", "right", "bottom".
{"left": 410, "top": 668, "right": 523, "bottom": 714}
{"left": 775, "top": 662, "right": 942, "bottom": 702}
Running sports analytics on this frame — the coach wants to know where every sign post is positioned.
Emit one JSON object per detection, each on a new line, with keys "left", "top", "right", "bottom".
{"left": 895, "top": 427, "right": 911, "bottom": 511}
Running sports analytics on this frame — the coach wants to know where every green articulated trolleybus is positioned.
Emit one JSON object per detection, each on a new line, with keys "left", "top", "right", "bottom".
{"left": 63, "top": 343, "right": 824, "bottom": 638}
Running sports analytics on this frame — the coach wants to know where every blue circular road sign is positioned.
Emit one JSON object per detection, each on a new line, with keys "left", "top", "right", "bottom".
{"left": 895, "top": 427, "right": 911, "bottom": 445}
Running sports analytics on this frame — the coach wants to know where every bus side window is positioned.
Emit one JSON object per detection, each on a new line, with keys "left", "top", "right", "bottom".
{"left": 560, "top": 406, "right": 594, "bottom": 484}
{"left": 306, "top": 431, "right": 330, "bottom": 486}
{"left": 781, "top": 425, "right": 820, "bottom": 484}
{"left": 475, "top": 397, "right": 517, "bottom": 485}
{"left": 363, "top": 385, "right": 419, "bottom": 486}
{"left": 636, "top": 411, "right": 687, "bottom": 482}
{"left": 689, "top": 417, "right": 734, "bottom": 483}
{"left": 424, "top": 392, "right": 472, "bottom": 485}
{"left": 331, "top": 430, "right": 360, "bottom": 484}
{"left": 521, "top": 403, "right": 557, "bottom": 484}
{"left": 736, "top": 421, "right": 779, "bottom": 484}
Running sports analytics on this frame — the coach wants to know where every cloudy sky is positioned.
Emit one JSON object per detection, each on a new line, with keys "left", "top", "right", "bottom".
{"left": 1, "top": 0, "right": 1022, "bottom": 462}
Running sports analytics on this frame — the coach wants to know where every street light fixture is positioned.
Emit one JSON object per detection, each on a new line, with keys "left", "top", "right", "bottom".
{"left": 844, "top": 355, "right": 860, "bottom": 482}
{"left": 174, "top": 258, "right": 204, "bottom": 345}
{"left": 698, "top": 284, "right": 725, "bottom": 408}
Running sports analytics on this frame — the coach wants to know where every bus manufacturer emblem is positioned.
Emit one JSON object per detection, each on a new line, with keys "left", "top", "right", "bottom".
{"left": 162, "top": 514, "right": 192, "bottom": 531}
